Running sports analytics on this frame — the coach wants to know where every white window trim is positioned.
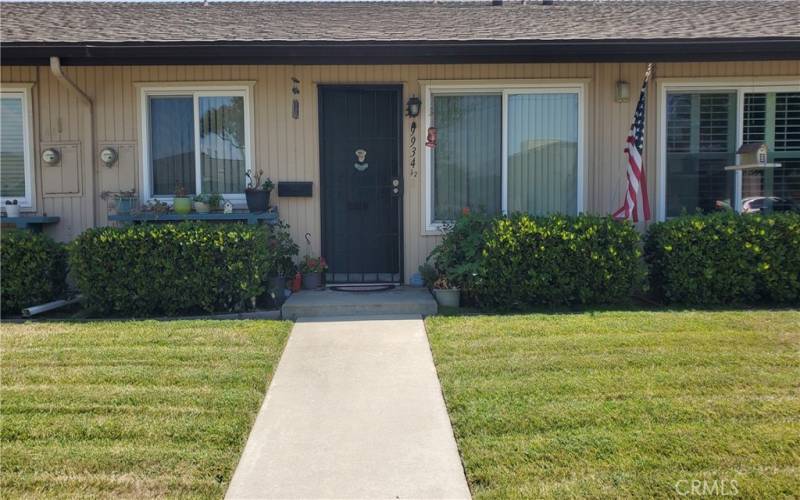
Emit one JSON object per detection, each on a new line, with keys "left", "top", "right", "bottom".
{"left": 656, "top": 77, "right": 800, "bottom": 221}
{"left": 1, "top": 84, "right": 35, "bottom": 211}
{"left": 139, "top": 83, "right": 254, "bottom": 205}
{"left": 421, "top": 80, "right": 587, "bottom": 233}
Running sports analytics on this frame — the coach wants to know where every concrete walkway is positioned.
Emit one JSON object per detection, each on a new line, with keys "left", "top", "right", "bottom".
{"left": 225, "top": 315, "right": 471, "bottom": 500}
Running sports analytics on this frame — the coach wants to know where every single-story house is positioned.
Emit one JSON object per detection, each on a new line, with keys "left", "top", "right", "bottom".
{"left": 1, "top": 0, "right": 799, "bottom": 284}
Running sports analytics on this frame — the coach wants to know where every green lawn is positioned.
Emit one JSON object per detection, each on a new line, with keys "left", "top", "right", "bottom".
{"left": 1, "top": 320, "right": 291, "bottom": 498}
{"left": 427, "top": 311, "right": 800, "bottom": 499}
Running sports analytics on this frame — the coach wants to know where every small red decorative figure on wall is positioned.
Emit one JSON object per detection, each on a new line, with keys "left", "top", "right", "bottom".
{"left": 426, "top": 127, "right": 437, "bottom": 148}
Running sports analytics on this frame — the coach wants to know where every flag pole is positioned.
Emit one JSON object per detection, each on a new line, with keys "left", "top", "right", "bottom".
{"left": 612, "top": 63, "right": 654, "bottom": 223}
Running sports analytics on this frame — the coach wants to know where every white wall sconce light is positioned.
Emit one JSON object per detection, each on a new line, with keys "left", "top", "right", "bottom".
{"left": 615, "top": 80, "right": 630, "bottom": 103}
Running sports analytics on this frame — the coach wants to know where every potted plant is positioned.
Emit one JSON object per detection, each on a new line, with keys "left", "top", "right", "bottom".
{"left": 192, "top": 194, "right": 210, "bottom": 213}
{"left": 4, "top": 200, "right": 20, "bottom": 218}
{"left": 101, "top": 189, "right": 138, "bottom": 215}
{"left": 138, "top": 199, "right": 170, "bottom": 217}
{"left": 265, "top": 221, "right": 300, "bottom": 306}
{"left": 299, "top": 255, "right": 328, "bottom": 290}
{"left": 419, "top": 263, "right": 460, "bottom": 308}
{"left": 172, "top": 183, "right": 192, "bottom": 214}
{"left": 207, "top": 193, "right": 223, "bottom": 212}
{"left": 431, "top": 275, "right": 460, "bottom": 308}
{"left": 244, "top": 169, "right": 274, "bottom": 213}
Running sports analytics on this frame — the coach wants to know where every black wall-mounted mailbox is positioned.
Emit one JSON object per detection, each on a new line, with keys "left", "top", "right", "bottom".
{"left": 278, "top": 181, "right": 313, "bottom": 197}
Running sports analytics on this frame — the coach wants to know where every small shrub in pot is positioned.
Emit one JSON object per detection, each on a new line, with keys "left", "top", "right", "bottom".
{"left": 172, "top": 183, "right": 192, "bottom": 214}
{"left": 101, "top": 189, "right": 137, "bottom": 215}
{"left": 206, "top": 193, "right": 224, "bottom": 212}
{"left": 264, "top": 221, "right": 300, "bottom": 306}
{"left": 192, "top": 194, "right": 210, "bottom": 213}
{"left": 245, "top": 169, "right": 274, "bottom": 213}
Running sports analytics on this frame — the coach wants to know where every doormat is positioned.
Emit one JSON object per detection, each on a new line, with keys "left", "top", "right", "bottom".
{"left": 329, "top": 285, "right": 396, "bottom": 293}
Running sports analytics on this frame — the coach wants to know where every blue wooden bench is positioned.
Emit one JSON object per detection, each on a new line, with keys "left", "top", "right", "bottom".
{"left": 107, "top": 210, "right": 279, "bottom": 226}
{"left": 1, "top": 216, "right": 61, "bottom": 232}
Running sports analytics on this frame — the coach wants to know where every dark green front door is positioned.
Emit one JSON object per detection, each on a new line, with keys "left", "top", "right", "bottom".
{"left": 319, "top": 86, "right": 402, "bottom": 283}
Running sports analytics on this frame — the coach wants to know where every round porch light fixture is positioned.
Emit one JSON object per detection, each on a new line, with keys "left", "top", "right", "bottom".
{"left": 405, "top": 95, "right": 421, "bottom": 118}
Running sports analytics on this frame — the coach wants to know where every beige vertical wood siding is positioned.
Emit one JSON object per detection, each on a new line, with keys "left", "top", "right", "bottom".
{"left": 3, "top": 61, "right": 798, "bottom": 280}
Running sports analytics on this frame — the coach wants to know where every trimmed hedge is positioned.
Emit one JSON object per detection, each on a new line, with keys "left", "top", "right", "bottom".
{"left": 428, "top": 213, "right": 645, "bottom": 308}
{"left": 645, "top": 212, "right": 800, "bottom": 305}
{"left": 427, "top": 212, "right": 495, "bottom": 296}
{"left": 69, "top": 223, "right": 272, "bottom": 316}
{"left": 1, "top": 230, "right": 68, "bottom": 315}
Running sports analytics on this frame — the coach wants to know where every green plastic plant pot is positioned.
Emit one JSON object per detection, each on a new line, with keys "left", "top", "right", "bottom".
{"left": 173, "top": 197, "right": 192, "bottom": 214}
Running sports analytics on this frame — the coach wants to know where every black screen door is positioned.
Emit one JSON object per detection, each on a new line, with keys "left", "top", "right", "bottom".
{"left": 319, "top": 86, "right": 402, "bottom": 283}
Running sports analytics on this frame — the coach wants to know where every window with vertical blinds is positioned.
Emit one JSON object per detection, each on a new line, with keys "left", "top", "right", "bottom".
{"left": 428, "top": 85, "right": 583, "bottom": 226}
{"left": 432, "top": 94, "right": 502, "bottom": 220}
{"left": 507, "top": 93, "right": 578, "bottom": 215}
{"left": 665, "top": 91, "right": 736, "bottom": 216}
{"left": 0, "top": 91, "right": 32, "bottom": 205}
{"left": 143, "top": 87, "right": 250, "bottom": 200}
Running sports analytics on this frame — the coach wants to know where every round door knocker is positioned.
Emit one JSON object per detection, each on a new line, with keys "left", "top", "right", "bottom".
{"left": 354, "top": 148, "right": 368, "bottom": 172}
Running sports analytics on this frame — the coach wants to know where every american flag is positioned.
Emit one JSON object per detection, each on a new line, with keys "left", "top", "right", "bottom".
{"left": 613, "top": 64, "right": 653, "bottom": 222}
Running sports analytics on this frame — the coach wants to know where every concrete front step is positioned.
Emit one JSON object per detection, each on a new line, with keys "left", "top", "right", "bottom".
{"left": 281, "top": 286, "right": 437, "bottom": 320}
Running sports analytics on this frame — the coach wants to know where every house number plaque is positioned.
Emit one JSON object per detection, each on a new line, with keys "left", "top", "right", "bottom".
{"left": 408, "top": 121, "right": 418, "bottom": 178}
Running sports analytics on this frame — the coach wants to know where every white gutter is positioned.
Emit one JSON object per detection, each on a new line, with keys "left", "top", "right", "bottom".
{"left": 49, "top": 56, "right": 97, "bottom": 226}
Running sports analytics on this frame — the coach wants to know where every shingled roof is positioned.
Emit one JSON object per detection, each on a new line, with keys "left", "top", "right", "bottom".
{"left": 2, "top": 0, "right": 799, "bottom": 65}
{"left": 4, "top": 0, "right": 800, "bottom": 43}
